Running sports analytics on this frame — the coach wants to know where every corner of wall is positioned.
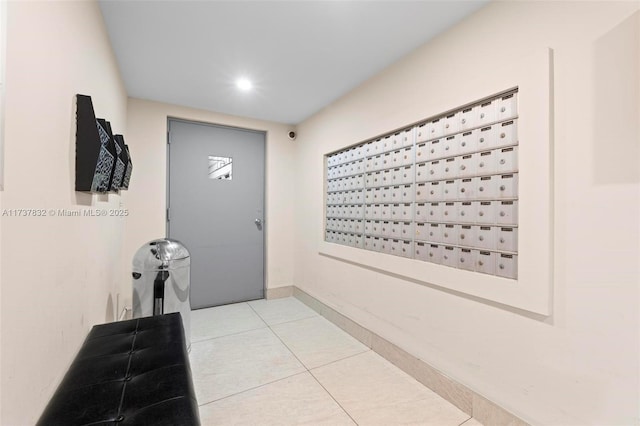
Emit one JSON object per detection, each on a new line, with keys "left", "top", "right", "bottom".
{"left": 1, "top": 1, "right": 128, "bottom": 423}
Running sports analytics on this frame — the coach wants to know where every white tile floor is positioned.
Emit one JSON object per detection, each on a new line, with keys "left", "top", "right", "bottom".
{"left": 190, "top": 297, "right": 480, "bottom": 425}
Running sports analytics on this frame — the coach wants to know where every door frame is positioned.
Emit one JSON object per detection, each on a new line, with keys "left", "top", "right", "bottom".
{"left": 165, "top": 117, "right": 268, "bottom": 302}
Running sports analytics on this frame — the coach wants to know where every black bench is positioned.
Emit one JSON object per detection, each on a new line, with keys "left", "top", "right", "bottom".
{"left": 37, "top": 313, "right": 200, "bottom": 425}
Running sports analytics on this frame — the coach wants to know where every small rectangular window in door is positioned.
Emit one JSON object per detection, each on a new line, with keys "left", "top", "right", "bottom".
{"left": 208, "top": 155, "right": 232, "bottom": 180}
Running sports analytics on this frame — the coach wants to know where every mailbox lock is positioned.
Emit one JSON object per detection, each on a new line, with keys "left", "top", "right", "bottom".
{"left": 501, "top": 106, "right": 506, "bottom": 113}
{"left": 461, "top": 188, "right": 466, "bottom": 193}
{"left": 500, "top": 211, "right": 506, "bottom": 217}
{"left": 500, "top": 159, "right": 506, "bottom": 164}
{"left": 479, "top": 186, "right": 484, "bottom": 192}
{"left": 429, "top": 252, "right": 433, "bottom": 257}
{"left": 480, "top": 137, "right": 485, "bottom": 143}
{"left": 461, "top": 165, "right": 466, "bottom": 170}
{"left": 460, "top": 258, "right": 465, "bottom": 262}
{"left": 461, "top": 211, "right": 465, "bottom": 216}
{"left": 479, "top": 162, "right": 485, "bottom": 168}
{"left": 479, "top": 212, "right": 484, "bottom": 217}
{"left": 460, "top": 234, "right": 465, "bottom": 239}
{"left": 500, "top": 185, "right": 506, "bottom": 191}
{"left": 461, "top": 118, "right": 466, "bottom": 124}
{"left": 499, "top": 264, "right": 505, "bottom": 270}
{"left": 480, "top": 113, "right": 485, "bottom": 119}
{"left": 500, "top": 238, "right": 505, "bottom": 243}
{"left": 479, "top": 236, "right": 484, "bottom": 241}
{"left": 444, "top": 232, "right": 449, "bottom": 237}
{"left": 478, "top": 260, "right": 484, "bottom": 266}
{"left": 430, "top": 149, "right": 435, "bottom": 154}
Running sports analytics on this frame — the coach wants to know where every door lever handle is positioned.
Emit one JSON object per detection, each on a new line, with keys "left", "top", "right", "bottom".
{"left": 254, "top": 218, "right": 263, "bottom": 230}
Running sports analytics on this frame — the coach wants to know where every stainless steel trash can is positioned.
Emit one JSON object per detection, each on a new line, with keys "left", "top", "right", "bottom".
{"left": 132, "top": 238, "right": 191, "bottom": 350}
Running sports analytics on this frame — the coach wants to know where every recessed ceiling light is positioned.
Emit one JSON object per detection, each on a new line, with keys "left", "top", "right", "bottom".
{"left": 236, "top": 78, "right": 252, "bottom": 91}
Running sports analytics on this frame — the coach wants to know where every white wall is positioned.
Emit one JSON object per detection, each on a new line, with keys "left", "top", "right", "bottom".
{"left": 294, "top": 2, "right": 639, "bottom": 425}
{"left": 123, "top": 98, "right": 295, "bottom": 309}
{"left": 0, "top": 1, "right": 128, "bottom": 424}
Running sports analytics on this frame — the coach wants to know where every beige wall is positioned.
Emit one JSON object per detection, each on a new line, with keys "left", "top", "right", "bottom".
{"left": 294, "top": 2, "right": 639, "bottom": 425}
{"left": 123, "top": 98, "right": 295, "bottom": 310}
{"left": 0, "top": 1, "right": 128, "bottom": 424}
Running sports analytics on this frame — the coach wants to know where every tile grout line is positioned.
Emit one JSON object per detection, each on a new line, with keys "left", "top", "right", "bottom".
{"left": 190, "top": 302, "right": 269, "bottom": 345}
{"left": 190, "top": 324, "right": 270, "bottom": 346}
{"left": 308, "top": 368, "right": 360, "bottom": 426}
{"left": 247, "top": 302, "right": 271, "bottom": 329}
{"left": 259, "top": 313, "right": 320, "bottom": 327}
{"left": 307, "top": 348, "right": 371, "bottom": 371}
{"left": 193, "top": 298, "right": 485, "bottom": 425}
{"left": 248, "top": 301, "right": 371, "bottom": 373}
{"left": 195, "top": 302, "right": 305, "bottom": 409}
{"left": 191, "top": 303, "right": 277, "bottom": 409}
{"left": 247, "top": 301, "right": 312, "bottom": 371}
{"left": 247, "top": 301, "right": 361, "bottom": 425}
{"left": 197, "top": 370, "right": 309, "bottom": 408}
{"left": 295, "top": 291, "right": 497, "bottom": 424}
{"left": 458, "top": 416, "right": 474, "bottom": 426}
{"left": 244, "top": 301, "right": 271, "bottom": 328}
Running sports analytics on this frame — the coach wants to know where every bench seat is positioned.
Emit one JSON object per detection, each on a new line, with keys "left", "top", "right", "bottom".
{"left": 37, "top": 313, "right": 200, "bottom": 425}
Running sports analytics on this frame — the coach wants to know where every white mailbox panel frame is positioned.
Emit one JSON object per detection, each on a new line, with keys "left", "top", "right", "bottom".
{"left": 319, "top": 48, "right": 553, "bottom": 316}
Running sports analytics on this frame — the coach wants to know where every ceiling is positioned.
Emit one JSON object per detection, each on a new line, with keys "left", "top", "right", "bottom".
{"left": 99, "top": 1, "right": 489, "bottom": 125}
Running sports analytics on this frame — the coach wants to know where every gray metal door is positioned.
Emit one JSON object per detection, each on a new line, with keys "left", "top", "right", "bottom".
{"left": 167, "top": 119, "right": 265, "bottom": 308}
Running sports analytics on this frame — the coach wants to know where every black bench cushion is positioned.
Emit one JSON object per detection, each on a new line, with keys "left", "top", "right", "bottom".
{"left": 37, "top": 313, "right": 200, "bottom": 426}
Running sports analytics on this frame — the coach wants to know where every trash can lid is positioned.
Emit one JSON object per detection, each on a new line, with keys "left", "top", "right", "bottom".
{"left": 133, "top": 238, "right": 190, "bottom": 271}
{"left": 147, "top": 238, "right": 190, "bottom": 261}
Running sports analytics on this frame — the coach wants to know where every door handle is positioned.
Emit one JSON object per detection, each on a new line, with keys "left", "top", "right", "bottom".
{"left": 254, "top": 218, "right": 263, "bottom": 230}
